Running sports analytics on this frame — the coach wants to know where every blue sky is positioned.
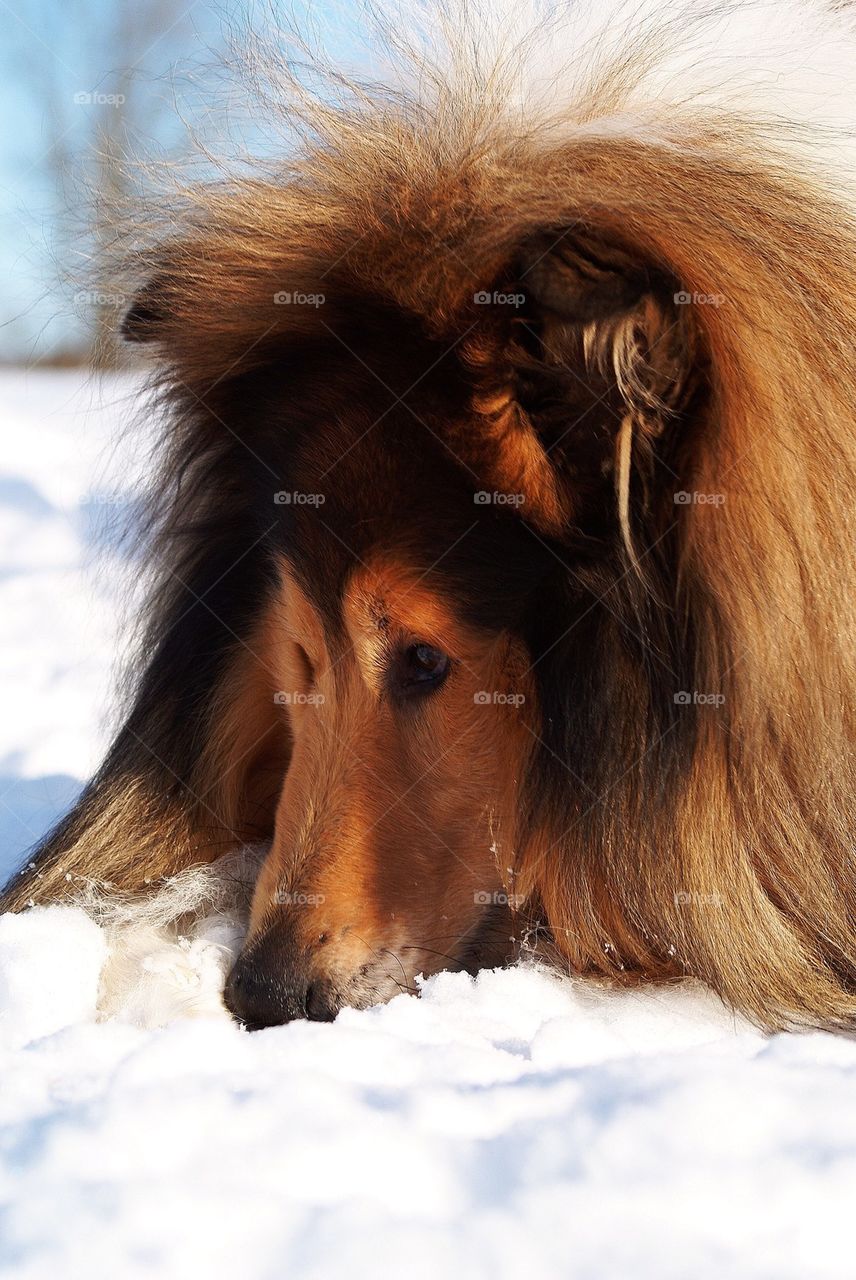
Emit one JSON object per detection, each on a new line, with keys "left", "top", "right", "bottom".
{"left": 0, "top": 0, "right": 375, "bottom": 362}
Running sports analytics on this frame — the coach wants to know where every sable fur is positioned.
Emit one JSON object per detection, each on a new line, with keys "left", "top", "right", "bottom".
{"left": 3, "top": 0, "right": 856, "bottom": 1031}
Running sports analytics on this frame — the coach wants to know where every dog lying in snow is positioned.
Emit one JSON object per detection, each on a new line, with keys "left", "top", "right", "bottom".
{"left": 4, "top": 0, "right": 856, "bottom": 1033}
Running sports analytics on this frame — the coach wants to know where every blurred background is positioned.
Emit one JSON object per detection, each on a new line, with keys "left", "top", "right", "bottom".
{"left": 0, "top": 0, "right": 377, "bottom": 366}
{"left": 3, "top": 0, "right": 225, "bottom": 365}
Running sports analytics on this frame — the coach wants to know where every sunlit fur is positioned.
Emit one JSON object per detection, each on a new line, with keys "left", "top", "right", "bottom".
{"left": 3, "top": 1, "right": 856, "bottom": 1030}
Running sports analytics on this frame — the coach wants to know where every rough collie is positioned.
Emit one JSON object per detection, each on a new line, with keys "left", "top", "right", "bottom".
{"left": 3, "top": 0, "right": 856, "bottom": 1032}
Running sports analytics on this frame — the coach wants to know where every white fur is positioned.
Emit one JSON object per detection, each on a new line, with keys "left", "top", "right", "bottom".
{"left": 305, "top": 0, "right": 856, "bottom": 198}
{"left": 76, "top": 847, "right": 265, "bottom": 1028}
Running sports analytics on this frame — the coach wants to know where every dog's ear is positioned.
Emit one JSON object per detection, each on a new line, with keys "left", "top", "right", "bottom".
{"left": 117, "top": 242, "right": 331, "bottom": 382}
{"left": 461, "top": 228, "right": 700, "bottom": 546}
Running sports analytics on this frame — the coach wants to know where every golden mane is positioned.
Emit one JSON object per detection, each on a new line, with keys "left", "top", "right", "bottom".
{"left": 4, "top": 0, "right": 856, "bottom": 1030}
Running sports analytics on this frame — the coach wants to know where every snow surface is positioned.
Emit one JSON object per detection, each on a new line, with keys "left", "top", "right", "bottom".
{"left": 2, "top": 368, "right": 856, "bottom": 1279}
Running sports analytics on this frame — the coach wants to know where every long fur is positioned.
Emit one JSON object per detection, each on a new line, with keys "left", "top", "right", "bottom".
{"left": 3, "top": 0, "right": 856, "bottom": 1031}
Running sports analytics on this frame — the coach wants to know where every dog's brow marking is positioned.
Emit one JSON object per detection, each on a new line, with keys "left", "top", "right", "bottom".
{"left": 318, "top": 535, "right": 491, "bottom": 696}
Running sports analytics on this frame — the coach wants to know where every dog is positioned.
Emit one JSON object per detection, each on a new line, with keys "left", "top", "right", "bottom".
{"left": 3, "top": 0, "right": 856, "bottom": 1032}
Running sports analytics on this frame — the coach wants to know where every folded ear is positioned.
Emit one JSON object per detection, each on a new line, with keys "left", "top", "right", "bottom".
{"left": 460, "top": 227, "right": 700, "bottom": 549}
{"left": 117, "top": 239, "right": 334, "bottom": 382}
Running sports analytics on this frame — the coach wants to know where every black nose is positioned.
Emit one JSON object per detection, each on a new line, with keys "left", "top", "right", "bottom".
{"left": 223, "top": 952, "right": 338, "bottom": 1029}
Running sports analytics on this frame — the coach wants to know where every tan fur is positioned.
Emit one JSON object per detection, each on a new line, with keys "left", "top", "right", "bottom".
{"left": 4, "top": 2, "right": 856, "bottom": 1030}
{"left": 243, "top": 560, "right": 533, "bottom": 1006}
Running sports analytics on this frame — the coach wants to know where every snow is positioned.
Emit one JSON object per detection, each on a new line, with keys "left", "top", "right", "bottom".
{"left": 0, "top": 370, "right": 146, "bottom": 880}
{"left": 2, "top": 367, "right": 856, "bottom": 1278}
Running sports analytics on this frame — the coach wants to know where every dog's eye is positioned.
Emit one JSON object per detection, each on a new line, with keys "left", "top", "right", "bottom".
{"left": 395, "top": 643, "right": 451, "bottom": 697}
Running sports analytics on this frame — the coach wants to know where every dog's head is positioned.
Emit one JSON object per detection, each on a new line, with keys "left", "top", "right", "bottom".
{"left": 116, "top": 101, "right": 856, "bottom": 1031}
{"left": 123, "top": 208, "right": 703, "bottom": 1026}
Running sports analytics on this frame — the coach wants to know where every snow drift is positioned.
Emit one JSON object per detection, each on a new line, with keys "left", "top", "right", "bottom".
{"left": 5, "top": 0, "right": 856, "bottom": 1265}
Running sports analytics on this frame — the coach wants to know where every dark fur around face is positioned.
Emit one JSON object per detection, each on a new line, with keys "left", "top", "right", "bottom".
{"left": 4, "top": 1, "right": 856, "bottom": 1032}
